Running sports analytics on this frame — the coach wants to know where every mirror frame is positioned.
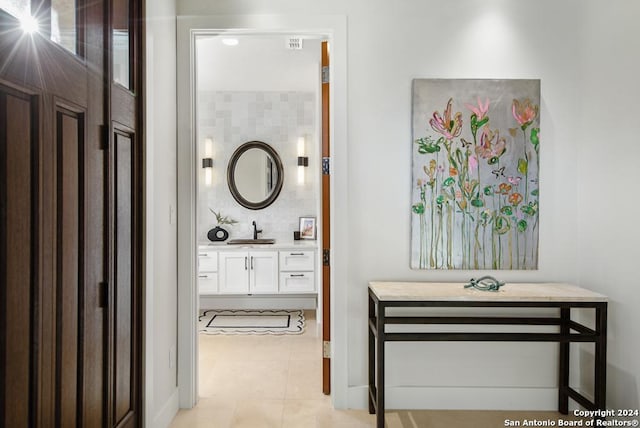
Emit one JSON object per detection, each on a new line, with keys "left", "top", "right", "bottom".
{"left": 227, "top": 141, "right": 284, "bottom": 210}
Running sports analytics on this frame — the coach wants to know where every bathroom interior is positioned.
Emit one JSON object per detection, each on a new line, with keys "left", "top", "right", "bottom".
{"left": 193, "top": 32, "right": 326, "bottom": 397}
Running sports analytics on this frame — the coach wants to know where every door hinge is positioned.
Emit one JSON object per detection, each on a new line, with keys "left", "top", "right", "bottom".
{"left": 100, "top": 125, "right": 109, "bottom": 151}
{"left": 99, "top": 281, "right": 108, "bottom": 307}
{"left": 323, "top": 341, "right": 331, "bottom": 359}
{"left": 322, "top": 157, "right": 330, "bottom": 175}
{"left": 322, "top": 66, "right": 330, "bottom": 84}
{"left": 323, "top": 249, "right": 330, "bottom": 266}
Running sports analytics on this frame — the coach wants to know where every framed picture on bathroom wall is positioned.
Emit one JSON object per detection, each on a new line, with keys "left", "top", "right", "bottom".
{"left": 299, "top": 217, "right": 317, "bottom": 240}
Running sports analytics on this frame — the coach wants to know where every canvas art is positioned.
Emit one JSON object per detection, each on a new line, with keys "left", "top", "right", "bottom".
{"left": 411, "top": 79, "right": 540, "bottom": 270}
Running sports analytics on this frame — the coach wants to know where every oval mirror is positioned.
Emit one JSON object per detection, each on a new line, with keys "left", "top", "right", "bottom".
{"left": 227, "top": 141, "right": 284, "bottom": 210}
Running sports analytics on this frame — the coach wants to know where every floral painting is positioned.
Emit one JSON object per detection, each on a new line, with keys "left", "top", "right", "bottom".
{"left": 411, "top": 79, "right": 540, "bottom": 270}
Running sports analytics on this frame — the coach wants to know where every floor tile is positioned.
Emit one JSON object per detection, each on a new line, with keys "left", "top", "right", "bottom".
{"left": 281, "top": 398, "right": 332, "bottom": 428}
{"left": 230, "top": 399, "right": 284, "bottom": 428}
{"left": 201, "top": 359, "right": 289, "bottom": 399}
{"left": 285, "top": 359, "right": 324, "bottom": 400}
{"left": 169, "top": 397, "right": 236, "bottom": 428}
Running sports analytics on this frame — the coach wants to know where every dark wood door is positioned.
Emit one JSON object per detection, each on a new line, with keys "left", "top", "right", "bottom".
{"left": 0, "top": 1, "right": 143, "bottom": 426}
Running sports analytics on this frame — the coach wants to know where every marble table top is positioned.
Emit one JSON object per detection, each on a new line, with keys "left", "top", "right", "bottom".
{"left": 368, "top": 282, "right": 607, "bottom": 302}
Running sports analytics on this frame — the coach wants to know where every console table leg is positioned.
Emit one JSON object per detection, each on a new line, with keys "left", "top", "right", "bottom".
{"left": 558, "top": 307, "right": 570, "bottom": 414}
{"left": 594, "top": 303, "right": 607, "bottom": 410}
{"left": 376, "top": 303, "right": 386, "bottom": 428}
{"left": 368, "top": 294, "right": 375, "bottom": 414}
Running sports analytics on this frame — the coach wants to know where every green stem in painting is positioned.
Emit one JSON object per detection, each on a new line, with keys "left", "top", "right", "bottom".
{"left": 483, "top": 223, "right": 487, "bottom": 268}
{"left": 437, "top": 208, "right": 443, "bottom": 268}
{"left": 515, "top": 221, "right": 521, "bottom": 270}
{"left": 419, "top": 213, "right": 425, "bottom": 268}
{"left": 474, "top": 220, "right": 481, "bottom": 269}
{"left": 460, "top": 213, "right": 465, "bottom": 270}
{"left": 447, "top": 202, "right": 453, "bottom": 269}
{"left": 523, "top": 216, "right": 528, "bottom": 268}
{"left": 474, "top": 135, "right": 482, "bottom": 269}
{"left": 508, "top": 224, "right": 513, "bottom": 270}
{"left": 492, "top": 226, "right": 497, "bottom": 270}
{"left": 532, "top": 211, "right": 539, "bottom": 268}
{"left": 522, "top": 129, "right": 529, "bottom": 205}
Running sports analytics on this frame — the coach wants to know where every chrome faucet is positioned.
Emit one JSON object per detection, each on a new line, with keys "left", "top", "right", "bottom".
{"left": 252, "top": 221, "right": 262, "bottom": 240}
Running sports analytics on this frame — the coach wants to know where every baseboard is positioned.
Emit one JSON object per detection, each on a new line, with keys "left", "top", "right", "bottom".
{"left": 199, "top": 295, "right": 317, "bottom": 310}
{"left": 348, "top": 385, "right": 558, "bottom": 410}
{"left": 151, "top": 388, "right": 180, "bottom": 428}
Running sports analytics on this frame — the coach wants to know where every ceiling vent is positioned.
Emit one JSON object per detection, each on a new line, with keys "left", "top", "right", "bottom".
{"left": 287, "top": 37, "right": 303, "bottom": 50}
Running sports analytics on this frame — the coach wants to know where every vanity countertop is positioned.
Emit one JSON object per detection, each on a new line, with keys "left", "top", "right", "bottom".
{"left": 199, "top": 240, "right": 318, "bottom": 250}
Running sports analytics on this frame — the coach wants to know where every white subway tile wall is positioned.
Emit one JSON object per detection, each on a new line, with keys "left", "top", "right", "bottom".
{"left": 197, "top": 91, "right": 318, "bottom": 242}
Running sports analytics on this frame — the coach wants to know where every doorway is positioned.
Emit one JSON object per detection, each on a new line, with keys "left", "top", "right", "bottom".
{"left": 192, "top": 32, "right": 326, "bottom": 403}
{"left": 176, "top": 15, "right": 349, "bottom": 410}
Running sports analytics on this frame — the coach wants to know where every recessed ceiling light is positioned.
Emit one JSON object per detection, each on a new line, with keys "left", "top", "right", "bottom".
{"left": 222, "top": 38, "right": 239, "bottom": 46}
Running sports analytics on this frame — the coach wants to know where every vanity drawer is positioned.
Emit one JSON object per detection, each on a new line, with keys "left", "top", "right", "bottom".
{"left": 279, "top": 272, "right": 315, "bottom": 293}
{"left": 279, "top": 251, "right": 314, "bottom": 272}
{"left": 198, "top": 273, "right": 218, "bottom": 294}
{"left": 198, "top": 250, "right": 218, "bottom": 272}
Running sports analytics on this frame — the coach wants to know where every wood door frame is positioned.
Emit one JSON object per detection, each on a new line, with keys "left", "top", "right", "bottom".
{"left": 320, "top": 40, "right": 331, "bottom": 395}
{"left": 175, "top": 15, "right": 349, "bottom": 408}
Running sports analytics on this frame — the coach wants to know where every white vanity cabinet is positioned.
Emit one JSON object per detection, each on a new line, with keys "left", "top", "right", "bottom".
{"left": 198, "top": 247, "right": 219, "bottom": 294}
{"left": 279, "top": 251, "right": 316, "bottom": 293}
{"left": 198, "top": 244, "right": 316, "bottom": 303}
{"left": 218, "top": 250, "right": 279, "bottom": 294}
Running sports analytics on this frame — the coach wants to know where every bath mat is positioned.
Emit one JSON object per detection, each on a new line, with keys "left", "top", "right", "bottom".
{"left": 198, "top": 309, "right": 305, "bottom": 335}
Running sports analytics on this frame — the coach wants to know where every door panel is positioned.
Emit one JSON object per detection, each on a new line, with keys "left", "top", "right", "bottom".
{"left": 55, "top": 106, "right": 84, "bottom": 427}
{"left": 114, "top": 131, "right": 134, "bottom": 426}
{"left": 1, "top": 86, "right": 37, "bottom": 427}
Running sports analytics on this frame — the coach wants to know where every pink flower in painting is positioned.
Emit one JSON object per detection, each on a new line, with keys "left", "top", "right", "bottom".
{"left": 468, "top": 155, "right": 478, "bottom": 171}
{"left": 465, "top": 97, "right": 490, "bottom": 121}
{"left": 512, "top": 98, "right": 538, "bottom": 129}
{"left": 475, "top": 127, "right": 506, "bottom": 160}
{"left": 430, "top": 98, "right": 463, "bottom": 140}
{"left": 507, "top": 176, "right": 522, "bottom": 186}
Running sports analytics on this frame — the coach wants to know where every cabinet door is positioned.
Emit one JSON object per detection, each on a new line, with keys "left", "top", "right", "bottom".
{"left": 249, "top": 251, "right": 279, "bottom": 294}
{"left": 218, "top": 252, "right": 249, "bottom": 294}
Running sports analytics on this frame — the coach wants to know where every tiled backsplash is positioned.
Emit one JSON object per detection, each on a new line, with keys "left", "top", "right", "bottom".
{"left": 197, "top": 91, "right": 319, "bottom": 243}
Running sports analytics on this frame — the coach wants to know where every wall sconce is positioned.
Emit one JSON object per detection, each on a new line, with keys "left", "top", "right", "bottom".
{"left": 203, "top": 137, "right": 214, "bottom": 187}
{"left": 297, "top": 136, "right": 308, "bottom": 185}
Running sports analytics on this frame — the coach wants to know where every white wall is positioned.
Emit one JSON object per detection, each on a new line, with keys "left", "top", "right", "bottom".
{"left": 576, "top": 1, "right": 640, "bottom": 409}
{"left": 172, "top": 0, "right": 640, "bottom": 411}
{"left": 146, "top": 0, "right": 179, "bottom": 425}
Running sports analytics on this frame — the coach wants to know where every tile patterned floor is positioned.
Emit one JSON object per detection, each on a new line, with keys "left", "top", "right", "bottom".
{"left": 170, "top": 311, "right": 581, "bottom": 428}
